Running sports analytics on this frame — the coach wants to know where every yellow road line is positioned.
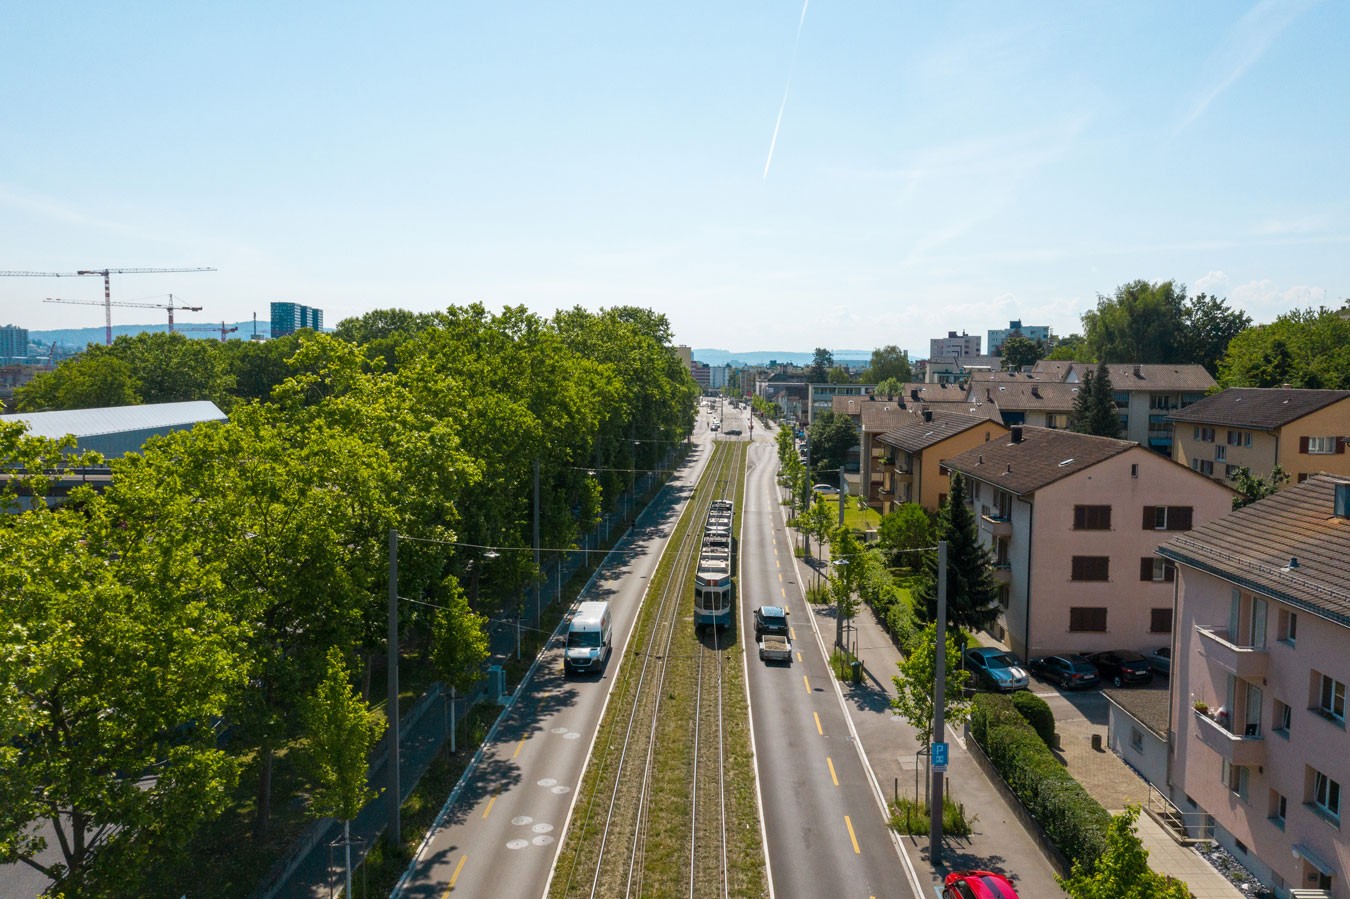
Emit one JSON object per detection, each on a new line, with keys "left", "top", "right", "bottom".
{"left": 803, "top": 675, "right": 811, "bottom": 694}
{"left": 781, "top": 587, "right": 787, "bottom": 599}
{"left": 482, "top": 794, "right": 497, "bottom": 819}
{"left": 798, "top": 651, "right": 804, "bottom": 663}
{"left": 778, "top": 572, "right": 783, "bottom": 582}
{"left": 790, "top": 627, "right": 796, "bottom": 640}
{"left": 827, "top": 757, "right": 839, "bottom": 786}
{"left": 844, "top": 815, "right": 861, "bottom": 854}
{"left": 440, "top": 854, "right": 467, "bottom": 896}
{"left": 512, "top": 738, "right": 525, "bottom": 760}
{"left": 813, "top": 711, "right": 822, "bottom": 734}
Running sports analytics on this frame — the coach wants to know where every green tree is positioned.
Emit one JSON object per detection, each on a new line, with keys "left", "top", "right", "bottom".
{"left": 1181, "top": 292, "right": 1251, "bottom": 376}
{"left": 1228, "top": 464, "right": 1289, "bottom": 509}
{"left": 0, "top": 423, "right": 102, "bottom": 516}
{"left": 1057, "top": 806, "right": 1190, "bottom": 899}
{"left": 878, "top": 503, "right": 934, "bottom": 566}
{"left": 830, "top": 526, "right": 866, "bottom": 646}
{"left": 874, "top": 376, "right": 905, "bottom": 398}
{"left": 863, "top": 345, "right": 912, "bottom": 383}
{"left": 914, "top": 474, "right": 999, "bottom": 632}
{"left": 999, "top": 335, "right": 1046, "bottom": 371}
{"left": 1070, "top": 364, "right": 1122, "bottom": 438}
{"left": 807, "top": 347, "right": 834, "bottom": 382}
{"left": 1046, "top": 333, "right": 1089, "bottom": 361}
{"left": 891, "top": 622, "right": 972, "bottom": 746}
{"left": 13, "top": 354, "right": 140, "bottom": 411}
{"left": 808, "top": 410, "right": 858, "bottom": 481}
{"left": 431, "top": 581, "right": 491, "bottom": 695}
{"left": 1082, "top": 280, "right": 1187, "bottom": 363}
{"left": 302, "top": 647, "right": 386, "bottom": 899}
{"left": 826, "top": 365, "right": 853, "bottom": 384}
{"left": 1218, "top": 306, "right": 1350, "bottom": 389}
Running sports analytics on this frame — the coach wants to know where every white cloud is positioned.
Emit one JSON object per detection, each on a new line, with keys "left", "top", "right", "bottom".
{"left": 1228, "top": 278, "right": 1328, "bottom": 323}
{"left": 1194, "top": 270, "right": 1229, "bottom": 294}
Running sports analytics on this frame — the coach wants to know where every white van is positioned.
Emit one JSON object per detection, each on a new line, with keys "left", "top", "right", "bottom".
{"left": 564, "top": 601, "right": 612, "bottom": 676}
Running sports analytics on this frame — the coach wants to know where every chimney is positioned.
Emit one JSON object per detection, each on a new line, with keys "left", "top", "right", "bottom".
{"left": 911, "top": 389, "right": 920, "bottom": 400}
{"left": 1011, "top": 425, "right": 1023, "bottom": 443}
{"left": 923, "top": 409, "right": 933, "bottom": 423}
{"left": 986, "top": 388, "right": 992, "bottom": 401}
{"left": 1133, "top": 364, "right": 1142, "bottom": 378}
{"left": 1031, "top": 386, "right": 1041, "bottom": 398}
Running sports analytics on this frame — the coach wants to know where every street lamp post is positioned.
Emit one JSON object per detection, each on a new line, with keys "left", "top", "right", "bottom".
{"left": 386, "top": 529, "right": 401, "bottom": 850}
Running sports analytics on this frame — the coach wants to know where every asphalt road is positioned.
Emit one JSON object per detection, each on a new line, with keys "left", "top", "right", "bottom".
{"left": 739, "top": 434, "right": 926, "bottom": 899}
{"left": 392, "top": 418, "right": 718, "bottom": 898}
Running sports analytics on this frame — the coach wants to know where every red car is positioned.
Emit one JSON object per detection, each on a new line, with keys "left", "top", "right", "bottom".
{"left": 942, "top": 870, "right": 1021, "bottom": 899}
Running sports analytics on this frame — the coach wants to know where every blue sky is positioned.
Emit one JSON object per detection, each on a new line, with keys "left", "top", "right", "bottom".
{"left": 2, "top": 1, "right": 1345, "bottom": 357}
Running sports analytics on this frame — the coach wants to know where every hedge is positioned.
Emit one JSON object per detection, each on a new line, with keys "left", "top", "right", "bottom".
{"left": 970, "top": 694, "right": 1110, "bottom": 869}
{"left": 1011, "top": 690, "right": 1055, "bottom": 747}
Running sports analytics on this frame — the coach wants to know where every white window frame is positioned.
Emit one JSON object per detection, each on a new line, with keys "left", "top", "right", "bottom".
{"left": 1308, "top": 436, "right": 1336, "bottom": 454}
{"left": 1313, "top": 769, "right": 1341, "bottom": 819}
{"left": 1319, "top": 674, "right": 1346, "bottom": 722}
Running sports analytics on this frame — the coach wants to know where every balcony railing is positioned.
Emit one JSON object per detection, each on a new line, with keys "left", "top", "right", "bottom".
{"left": 980, "top": 506, "right": 1013, "bottom": 537}
{"left": 992, "top": 563, "right": 1012, "bottom": 584}
{"left": 1193, "top": 708, "right": 1265, "bottom": 766}
{"left": 1195, "top": 625, "right": 1269, "bottom": 680}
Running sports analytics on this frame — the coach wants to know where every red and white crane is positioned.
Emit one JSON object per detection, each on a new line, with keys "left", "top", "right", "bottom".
{"left": 43, "top": 294, "right": 204, "bottom": 334}
{"left": 0, "top": 267, "right": 215, "bottom": 344}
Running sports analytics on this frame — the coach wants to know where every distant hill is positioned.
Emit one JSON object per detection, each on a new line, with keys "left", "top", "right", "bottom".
{"left": 692, "top": 349, "right": 873, "bottom": 367}
{"left": 30, "top": 321, "right": 269, "bottom": 349}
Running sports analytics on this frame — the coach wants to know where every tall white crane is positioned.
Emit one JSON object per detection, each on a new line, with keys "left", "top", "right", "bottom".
{"left": 44, "top": 294, "right": 204, "bottom": 334}
{"left": 1, "top": 267, "right": 215, "bottom": 344}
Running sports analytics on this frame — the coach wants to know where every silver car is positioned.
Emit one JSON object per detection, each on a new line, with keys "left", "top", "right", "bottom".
{"left": 965, "top": 647, "right": 1030, "bottom": 692}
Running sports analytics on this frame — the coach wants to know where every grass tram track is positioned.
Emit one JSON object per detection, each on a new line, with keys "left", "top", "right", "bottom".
{"left": 551, "top": 439, "right": 765, "bottom": 899}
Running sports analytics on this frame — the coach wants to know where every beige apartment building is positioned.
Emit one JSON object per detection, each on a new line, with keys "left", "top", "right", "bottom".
{"left": 1169, "top": 388, "right": 1350, "bottom": 487}
{"left": 1159, "top": 475, "right": 1350, "bottom": 898}
{"left": 875, "top": 410, "right": 1007, "bottom": 514}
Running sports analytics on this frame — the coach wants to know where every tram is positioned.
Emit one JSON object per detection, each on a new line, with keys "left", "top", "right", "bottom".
{"left": 694, "top": 499, "right": 734, "bottom": 631}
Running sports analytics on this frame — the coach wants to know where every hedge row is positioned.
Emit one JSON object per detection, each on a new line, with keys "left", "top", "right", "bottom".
{"left": 970, "top": 694, "right": 1111, "bottom": 869}
{"left": 1011, "top": 690, "right": 1055, "bottom": 747}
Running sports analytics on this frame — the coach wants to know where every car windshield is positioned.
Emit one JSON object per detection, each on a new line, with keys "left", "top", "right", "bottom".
{"left": 986, "top": 653, "right": 1018, "bottom": 669}
{"left": 568, "top": 631, "right": 601, "bottom": 649}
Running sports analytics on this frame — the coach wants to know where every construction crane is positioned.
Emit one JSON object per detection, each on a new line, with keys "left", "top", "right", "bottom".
{"left": 179, "top": 321, "right": 240, "bottom": 342}
{"left": 1, "top": 267, "right": 215, "bottom": 345}
{"left": 44, "top": 293, "right": 204, "bottom": 334}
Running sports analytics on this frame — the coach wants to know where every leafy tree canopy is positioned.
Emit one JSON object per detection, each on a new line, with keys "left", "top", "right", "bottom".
{"left": 891, "top": 622, "right": 972, "bottom": 746}
{"left": 1070, "top": 363, "right": 1123, "bottom": 438}
{"left": 863, "top": 345, "right": 912, "bottom": 384}
{"left": 1229, "top": 464, "right": 1289, "bottom": 509}
{"left": 914, "top": 473, "right": 999, "bottom": 632}
{"left": 807, "top": 347, "right": 834, "bottom": 382}
{"left": 807, "top": 410, "right": 858, "bottom": 483}
{"left": 1058, "top": 806, "right": 1190, "bottom": 899}
{"left": 1046, "top": 333, "right": 1089, "bottom": 362}
{"left": 1082, "top": 279, "right": 1249, "bottom": 373}
{"left": 878, "top": 503, "right": 934, "bottom": 565}
{"left": 999, "top": 335, "right": 1046, "bottom": 371}
{"left": 1218, "top": 306, "right": 1350, "bottom": 389}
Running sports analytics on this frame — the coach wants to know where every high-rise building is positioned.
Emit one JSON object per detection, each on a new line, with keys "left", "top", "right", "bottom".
{"left": 988, "top": 320, "right": 1051, "bottom": 354}
{"left": 270, "top": 302, "right": 324, "bottom": 338}
{"left": 0, "top": 325, "right": 29, "bottom": 364}
{"left": 929, "top": 330, "right": 980, "bottom": 359}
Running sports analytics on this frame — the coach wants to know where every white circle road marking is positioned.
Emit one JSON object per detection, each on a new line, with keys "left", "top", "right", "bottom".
{"left": 550, "top": 726, "right": 567, "bottom": 734}
{"left": 532, "top": 823, "right": 554, "bottom": 833}
{"left": 533, "top": 835, "right": 555, "bottom": 845}
{"left": 507, "top": 839, "right": 529, "bottom": 850}
{"left": 564, "top": 732, "right": 581, "bottom": 740}
{"left": 551, "top": 785, "right": 571, "bottom": 794}
{"left": 537, "top": 778, "right": 557, "bottom": 787}
{"left": 511, "top": 816, "right": 533, "bottom": 826}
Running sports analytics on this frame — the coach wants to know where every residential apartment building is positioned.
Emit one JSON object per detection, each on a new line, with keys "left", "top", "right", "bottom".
{"left": 929, "top": 331, "right": 982, "bottom": 359}
{"left": 1169, "top": 388, "right": 1350, "bottom": 486}
{"left": 1034, "top": 362, "right": 1215, "bottom": 453}
{"left": 875, "top": 409, "right": 1007, "bottom": 514}
{"left": 942, "top": 426, "right": 1234, "bottom": 659}
{"left": 832, "top": 395, "right": 916, "bottom": 507}
{"left": 805, "top": 382, "right": 874, "bottom": 427}
{"left": 966, "top": 373, "right": 1079, "bottom": 429}
{"left": 1159, "top": 475, "right": 1350, "bottom": 898}
{"left": 988, "top": 320, "right": 1051, "bottom": 355}
{"left": 0, "top": 324, "right": 29, "bottom": 364}
{"left": 269, "top": 301, "right": 323, "bottom": 338}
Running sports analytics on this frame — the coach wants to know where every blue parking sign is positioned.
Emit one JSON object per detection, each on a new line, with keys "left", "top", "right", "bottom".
{"left": 931, "top": 741, "right": 949, "bottom": 770}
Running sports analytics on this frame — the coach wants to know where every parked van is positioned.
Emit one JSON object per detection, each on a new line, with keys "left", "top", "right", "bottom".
{"left": 564, "top": 601, "right": 612, "bottom": 676}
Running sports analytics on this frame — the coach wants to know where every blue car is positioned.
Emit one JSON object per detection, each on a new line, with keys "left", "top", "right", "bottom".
{"left": 965, "top": 647, "right": 1029, "bottom": 692}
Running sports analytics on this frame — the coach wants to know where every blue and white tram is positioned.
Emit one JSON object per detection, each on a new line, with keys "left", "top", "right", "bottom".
{"left": 694, "top": 500, "right": 734, "bottom": 631}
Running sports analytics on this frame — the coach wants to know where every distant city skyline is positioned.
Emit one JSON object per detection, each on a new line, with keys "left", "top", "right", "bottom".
{"left": 3, "top": 2, "right": 1346, "bottom": 350}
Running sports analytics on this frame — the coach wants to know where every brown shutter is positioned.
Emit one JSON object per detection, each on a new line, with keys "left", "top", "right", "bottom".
{"left": 1337, "top": 437, "right": 1346, "bottom": 455}
{"left": 1141, "top": 558, "right": 1154, "bottom": 581}
{"left": 1164, "top": 562, "right": 1175, "bottom": 582}
{"left": 1142, "top": 506, "right": 1155, "bottom": 529}
{"left": 1299, "top": 436, "right": 1310, "bottom": 453}
{"left": 1170, "top": 507, "right": 1193, "bottom": 531}
{"left": 1074, "top": 506, "right": 1086, "bottom": 529}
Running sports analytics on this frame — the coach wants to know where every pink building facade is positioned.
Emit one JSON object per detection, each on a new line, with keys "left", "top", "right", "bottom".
{"left": 1160, "top": 475, "right": 1350, "bottom": 898}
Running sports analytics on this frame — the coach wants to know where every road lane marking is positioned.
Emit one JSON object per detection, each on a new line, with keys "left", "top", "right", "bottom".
{"left": 443, "top": 854, "right": 467, "bottom": 894}
{"left": 790, "top": 627, "right": 796, "bottom": 640}
{"left": 844, "top": 815, "right": 861, "bottom": 854}
{"left": 482, "top": 794, "right": 497, "bottom": 819}
{"left": 803, "top": 675, "right": 811, "bottom": 694}
{"left": 813, "top": 711, "right": 822, "bottom": 734}
{"left": 781, "top": 587, "right": 787, "bottom": 599}
{"left": 512, "top": 738, "right": 526, "bottom": 760}
{"left": 778, "top": 572, "right": 783, "bottom": 582}
{"left": 797, "top": 651, "right": 804, "bottom": 663}
{"left": 827, "top": 757, "right": 839, "bottom": 786}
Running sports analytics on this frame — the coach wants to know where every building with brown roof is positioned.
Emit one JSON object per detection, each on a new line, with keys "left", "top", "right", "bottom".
{"left": 967, "top": 377, "right": 1081, "bottom": 430}
{"left": 874, "top": 410, "right": 1007, "bottom": 514}
{"left": 1159, "top": 475, "right": 1350, "bottom": 898}
{"left": 942, "top": 426, "right": 1234, "bottom": 660}
{"left": 1168, "top": 388, "right": 1350, "bottom": 488}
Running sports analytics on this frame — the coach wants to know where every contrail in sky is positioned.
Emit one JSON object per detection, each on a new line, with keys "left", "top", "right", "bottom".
{"left": 763, "top": 0, "right": 810, "bottom": 180}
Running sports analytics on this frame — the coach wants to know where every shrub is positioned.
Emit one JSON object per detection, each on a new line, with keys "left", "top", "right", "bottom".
{"left": 885, "top": 600, "right": 918, "bottom": 649}
{"left": 889, "top": 795, "right": 972, "bottom": 836}
{"left": 1011, "top": 690, "right": 1056, "bottom": 747}
{"left": 970, "top": 694, "right": 1110, "bottom": 869}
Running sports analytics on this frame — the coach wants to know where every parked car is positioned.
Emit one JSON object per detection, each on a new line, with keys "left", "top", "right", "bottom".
{"left": 942, "top": 869, "right": 1021, "bottom": 899}
{"left": 724, "top": 428, "right": 742, "bottom": 436}
{"left": 1142, "top": 646, "right": 1171, "bottom": 676}
{"left": 813, "top": 484, "right": 839, "bottom": 495}
{"left": 964, "top": 647, "right": 1029, "bottom": 692}
{"left": 1085, "top": 649, "right": 1153, "bottom": 687}
{"left": 1028, "top": 654, "right": 1101, "bottom": 690}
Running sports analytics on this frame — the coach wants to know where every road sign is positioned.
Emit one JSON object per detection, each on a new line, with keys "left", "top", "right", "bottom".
{"left": 931, "top": 741, "right": 949, "bottom": 771}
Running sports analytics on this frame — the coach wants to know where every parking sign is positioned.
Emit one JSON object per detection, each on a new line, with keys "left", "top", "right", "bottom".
{"left": 931, "top": 741, "right": 948, "bottom": 771}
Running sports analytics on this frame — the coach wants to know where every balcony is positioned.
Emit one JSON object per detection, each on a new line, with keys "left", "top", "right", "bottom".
{"left": 1195, "top": 626, "right": 1270, "bottom": 680}
{"left": 1193, "top": 708, "right": 1266, "bottom": 766}
{"left": 980, "top": 507, "right": 1013, "bottom": 538}
{"left": 992, "top": 563, "right": 1012, "bottom": 584}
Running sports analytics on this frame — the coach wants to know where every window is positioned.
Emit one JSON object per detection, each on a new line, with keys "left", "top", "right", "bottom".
{"left": 1140, "top": 558, "right": 1176, "bottom": 583}
{"left": 1215, "top": 444, "right": 1226, "bottom": 462}
{"left": 1227, "top": 429, "right": 1242, "bottom": 445}
{"left": 1222, "top": 760, "right": 1250, "bottom": 801}
{"left": 1278, "top": 609, "right": 1298, "bottom": 644}
{"left": 1269, "top": 790, "right": 1287, "bottom": 828}
{"left": 1225, "top": 463, "right": 1239, "bottom": 478}
{"left": 1318, "top": 674, "right": 1346, "bottom": 722}
{"left": 1069, "top": 607, "right": 1108, "bottom": 632}
{"left": 1143, "top": 506, "right": 1194, "bottom": 530}
{"left": 1273, "top": 700, "right": 1291, "bottom": 737}
{"left": 1071, "top": 556, "right": 1110, "bottom": 581}
{"left": 1130, "top": 728, "right": 1144, "bottom": 752}
{"left": 1312, "top": 768, "right": 1342, "bottom": 820}
{"left": 1194, "top": 426, "right": 1216, "bottom": 442}
{"left": 1131, "top": 463, "right": 1139, "bottom": 478}
{"left": 1150, "top": 607, "right": 1173, "bottom": 633}
{"left": 1195, "top": 459, "right": 1215, "bottom": 475}
{"left": 1073, "top": 505, "right": 1112, "bottom": 530}
{"left": 1303, "top": 436, "right": 1343, "bottom": 455}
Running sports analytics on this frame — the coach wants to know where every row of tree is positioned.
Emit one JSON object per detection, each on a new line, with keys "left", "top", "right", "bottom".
{"left": 0, "top": 304, "right": 698, "bottom": 894}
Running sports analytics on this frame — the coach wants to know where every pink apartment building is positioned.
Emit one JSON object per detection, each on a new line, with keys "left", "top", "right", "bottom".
{"left": 942, "top": 426, "right": 1234, "bottom": 660}
{"left": 1159, "top": 475, "right": 1350, "bottom": 898}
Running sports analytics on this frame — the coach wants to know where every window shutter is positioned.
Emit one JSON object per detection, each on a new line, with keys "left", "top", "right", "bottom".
{"left": 1164, "top": 562, "right": 1175, "bottom": 583}
{"left": 1170, "top": 507, "right": 1193, "bottom": 531}
{"left": 1337, "top": 437, "right": 1346, "bottom": 455}
{"left": 1074, "top": 506, "right": 1085, "bottom": 529}
{"left": 1299, "top": 436, "right": 1310, "bottom": 453}
{"left": 1141, "top": 558, "right": 1154, "bottom": 581}
{"left": 1142, "top": 506, "right": 1155, "bottom": 529}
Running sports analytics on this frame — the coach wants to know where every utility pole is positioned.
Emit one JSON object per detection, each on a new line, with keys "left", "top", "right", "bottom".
{"left": 930, "top": 540, "right": 949, "bottom": 865}
{"left": 387, "top": 529, "right": 401, "bottom": 850}
{"left": 533, "top": 458, "right": 541, "bottom": 624}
